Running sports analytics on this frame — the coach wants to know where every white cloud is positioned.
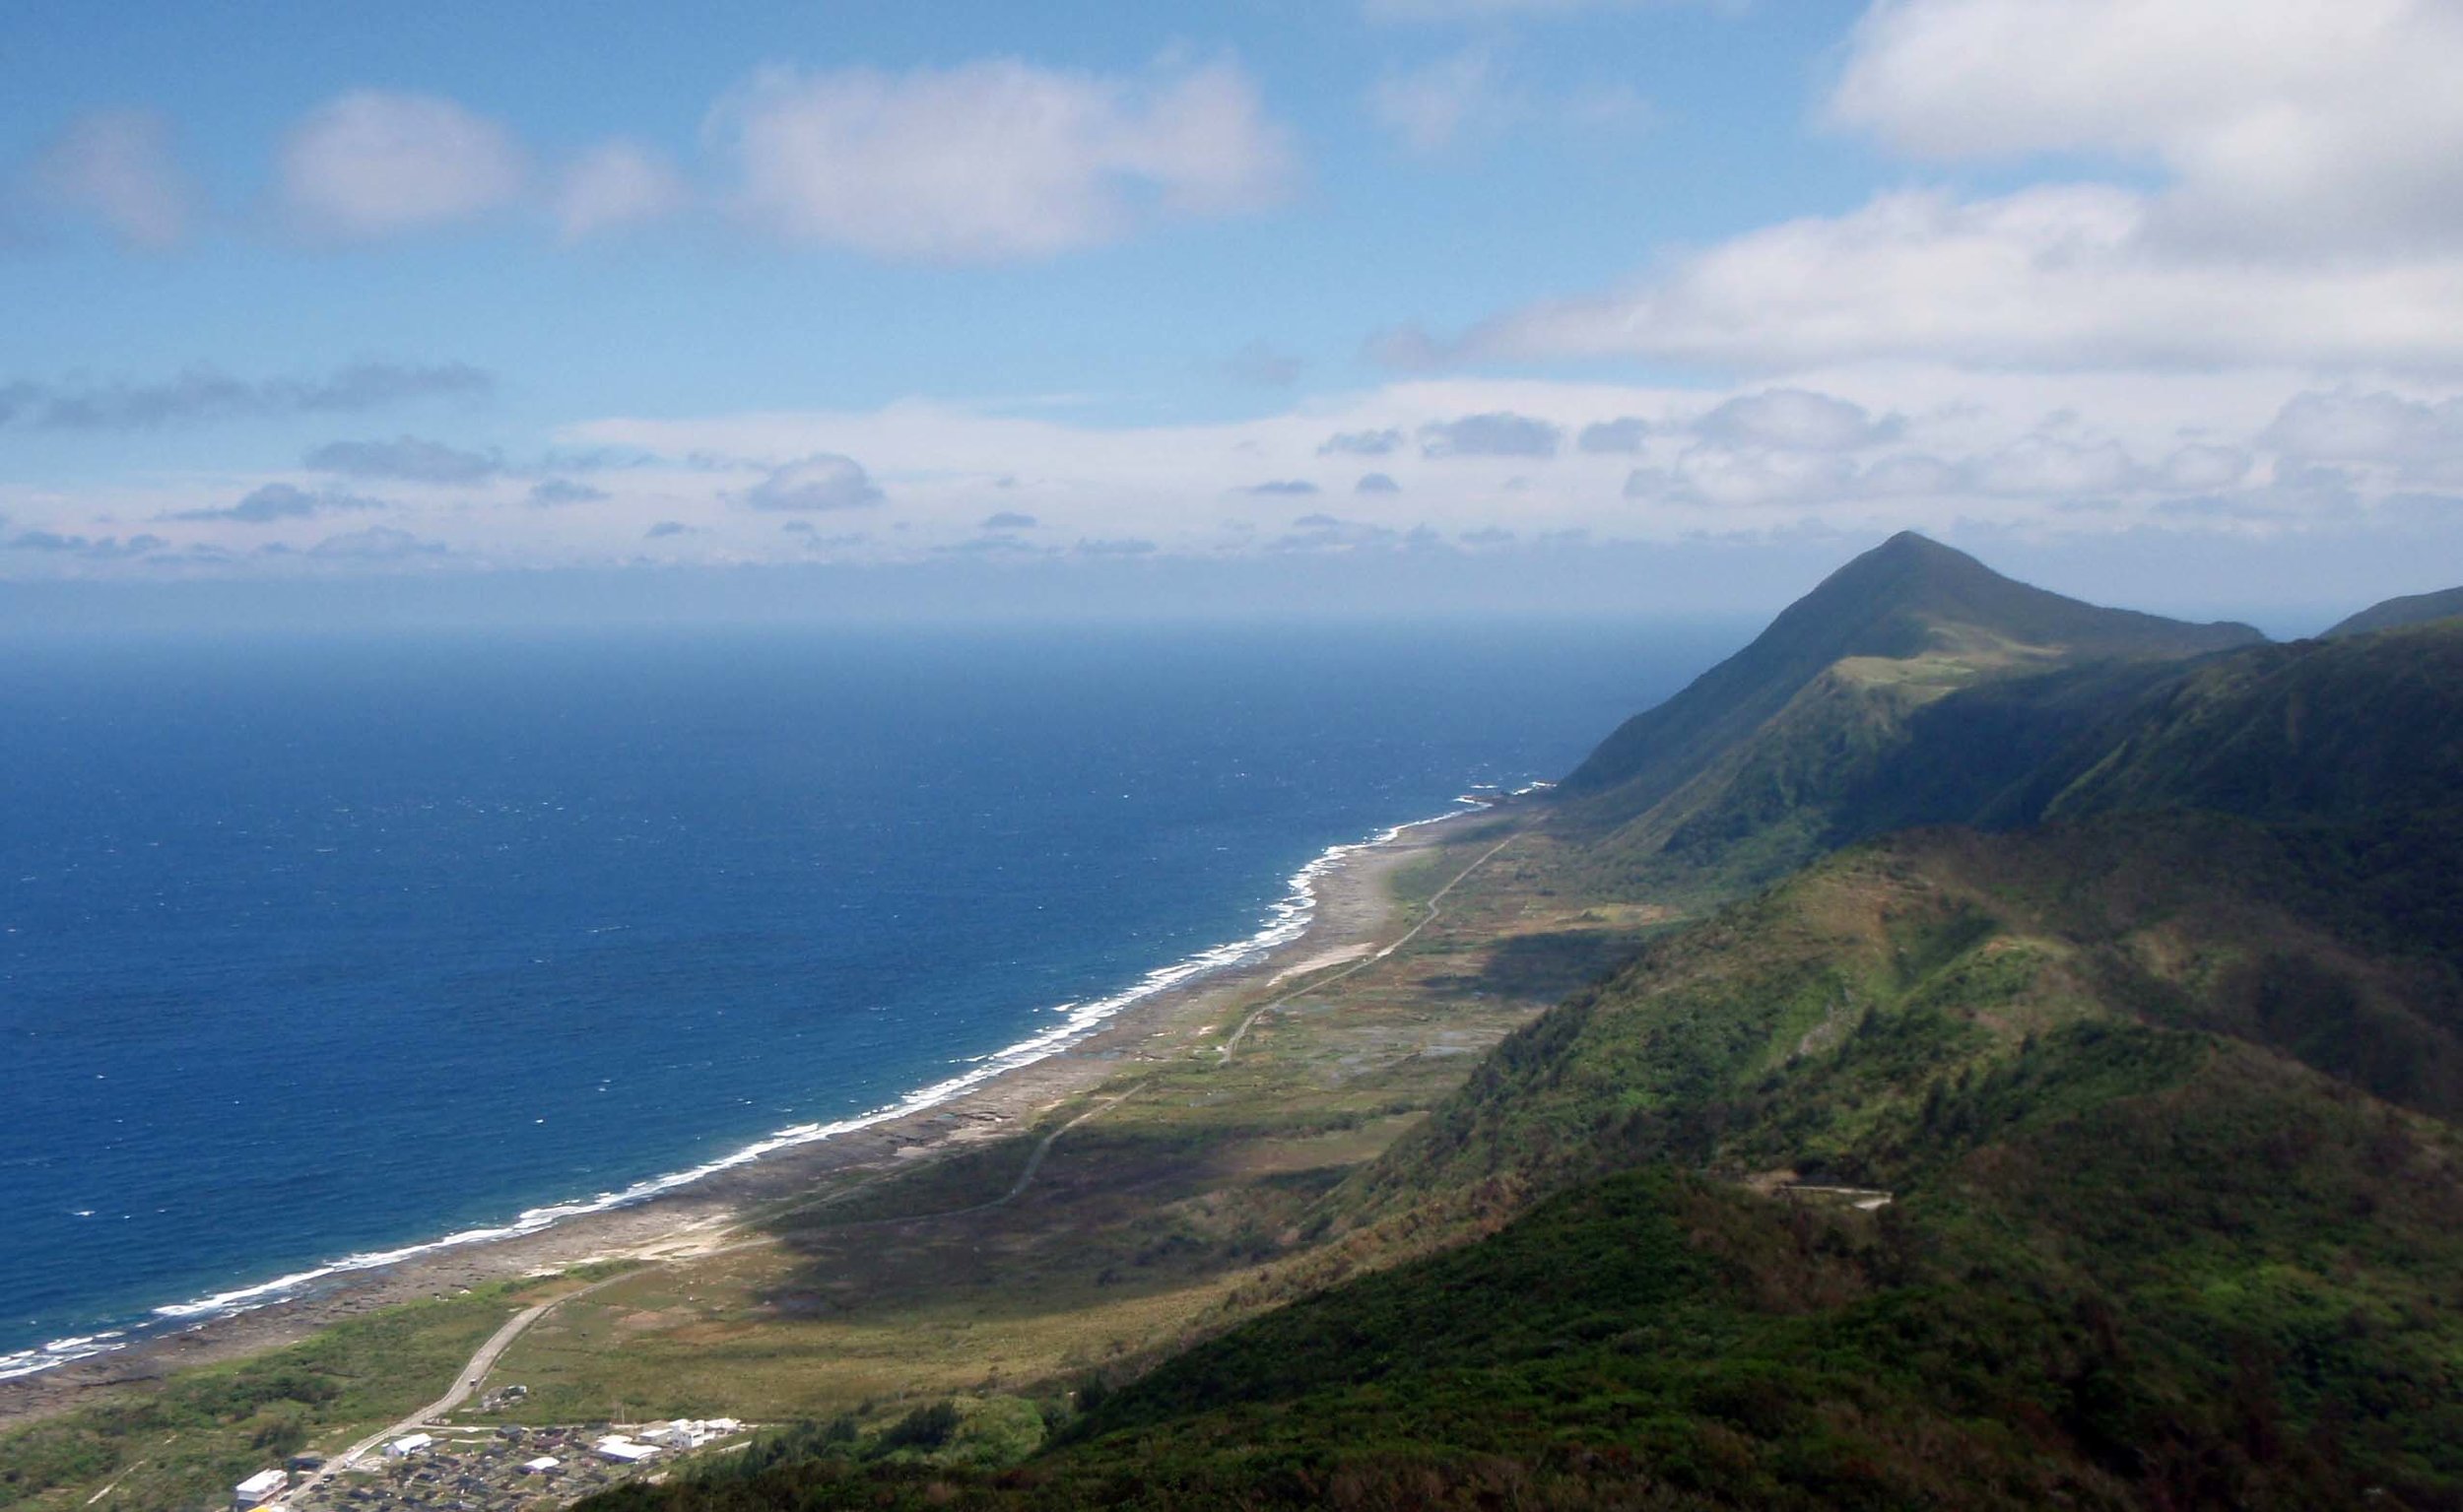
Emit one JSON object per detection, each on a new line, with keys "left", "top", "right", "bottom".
{"left": 554, "top": 140, "right": 688, "bottom": 241}
{"left": 1411, "top": 1, "right": 2463, "bottom": 378}
{"left": 1367, "top": 49, "right": 1505, "bottom": 153}
{"left": 9, "top": 369, "right": 2396, "bottom": 577}
{"left": 1457, "top": 184, "right": 2463, "bottom": 371}
{"left": 1627, "top": 447, "right": 1858, "bottom": 508}
{"left": 1964, "top": 434, "right": 2140, "bottom": 496}
{"left": 279, "top": 91, "right": 524, "bottom": 240}
{"left": 33, "top": 109, "right": 193, "bottom": 249}
{"left": 2261, "top": 389, "right": 2463, "bottom": 465}
{"left": 1695, "top": 389, "right": 1897, "bottom": 451}
{"left": 708, "top": 58, "right": 1294, "bottom": 262}
{"left": 1830, "top": 0, "right": 2463, "bottom": 253}
{"left": 2158, "top": 443, "right": 2252, "bottom": 493}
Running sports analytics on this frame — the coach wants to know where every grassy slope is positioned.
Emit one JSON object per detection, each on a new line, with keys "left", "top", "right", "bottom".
{"left": 573, "top": 589, "right": 2463, "bottom": 1511}
{"left": 2325, "top": 585, "right": 2463, "bottom": 639}
{"left": 579, "top": 819, "right": 2463, "bottom": 1508}
{"left": 1559, "top": 534, "right": 2261, "bottom": 903}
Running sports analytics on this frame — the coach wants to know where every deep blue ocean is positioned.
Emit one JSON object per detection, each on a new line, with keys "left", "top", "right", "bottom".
{"left": 0, "top": 622, "right": 1725, "bottom": 1375}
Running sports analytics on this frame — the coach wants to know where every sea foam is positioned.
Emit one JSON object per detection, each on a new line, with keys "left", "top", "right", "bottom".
{"left": 0, "top": 806, "right": 1472, "bottom": 1383}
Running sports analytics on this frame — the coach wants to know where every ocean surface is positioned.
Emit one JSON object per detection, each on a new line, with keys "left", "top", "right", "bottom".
{"left": 0, "top": 622, "right": 1727, "bottom": 1377}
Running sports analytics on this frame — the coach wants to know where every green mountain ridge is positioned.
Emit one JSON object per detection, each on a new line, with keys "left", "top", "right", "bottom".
{"left": 1558, "top": 533, "right": 2264, "bottom": 900}
{"left": 580, "top": 542, "right": 2463, "bottom": 1511}
{"left": 2326, "top": 584, "right": 2463, "bottom": 639}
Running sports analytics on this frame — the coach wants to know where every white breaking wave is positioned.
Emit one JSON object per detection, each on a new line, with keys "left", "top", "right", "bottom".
{"left": 0, "top": 805, "right": 1477, "bottom": 1383}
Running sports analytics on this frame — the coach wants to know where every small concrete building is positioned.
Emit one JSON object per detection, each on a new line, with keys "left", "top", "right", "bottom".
{"left": 382, "top": 1433, "right": 435, "bottom": 1460}
{"left": 233, "top": 1468, "right": 288, "bottom": 1509}
{"left": 518, "top": 1457, "right": 562, "bottom": 1477}
{"left": 641, "top": 1417, "right": 746, "bottom": 1450}
{"left": 592, "top": 1437, "right": 660, "bottom": 1465}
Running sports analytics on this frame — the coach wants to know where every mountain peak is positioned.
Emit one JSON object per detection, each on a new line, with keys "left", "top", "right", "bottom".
{"left": 1557, "top": 535, "right": 2265, "bottom": 812}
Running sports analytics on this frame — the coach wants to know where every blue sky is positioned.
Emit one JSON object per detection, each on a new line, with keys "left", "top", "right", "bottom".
{"left": 7, "top": 0, "right": 2463, "bottom": 625}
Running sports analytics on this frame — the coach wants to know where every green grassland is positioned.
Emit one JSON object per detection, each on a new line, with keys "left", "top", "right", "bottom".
{"left": 473, "top": 814, "right": 1636, "bottom": 1426}
{"left": 0, "top": 1277, "right": 581, "bottom": 1512}
{"left": 574, "top": 810, "right": 2463, "bottom": 1508}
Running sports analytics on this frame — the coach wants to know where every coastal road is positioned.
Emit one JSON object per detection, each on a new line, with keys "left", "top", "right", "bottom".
{"left": 1217, "top": 825, "right": 1524, "bottom": 1064}
{"left": 295, "top": 1273, "right": 628, "bottom": 1499}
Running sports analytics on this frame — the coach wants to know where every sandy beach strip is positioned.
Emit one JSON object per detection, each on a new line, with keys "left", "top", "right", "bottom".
{"left": 0, "top": 806, "right": 1493, "bottom": 1431}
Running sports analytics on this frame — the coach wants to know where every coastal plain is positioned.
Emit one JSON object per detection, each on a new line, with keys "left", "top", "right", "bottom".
{"left": 0, "top": 800, "right": 1647, "bottom": 1512}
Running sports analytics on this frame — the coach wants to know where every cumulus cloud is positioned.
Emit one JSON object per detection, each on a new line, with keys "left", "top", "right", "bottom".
{"left": 1356, "top": 472, "right": 1402, "bottom": 493}
{"left": 1430, "top": 1, "right": 2463, "bottom": 379}
{"left": 1625, "top": 448, "right": 1859, "bottom": 509}
{"left": 554, "top": 140, "right": 689, "bottom": 241}
{"left": 2261, "top": 390, "right": 2463, "bottom": 468}
{"left": 1243, "top": 479, "right": 1320, "bottom": 495}
{"left": 1419, "top": 412, "right": 1562, "bottom": 458}
{"left": 981, "top": 510, "right": 1038, "bottom": 529}
{"left": 709, "top": 58, "right": 1294, "bottom": 263}
{"left": 304, "top": 435, "right": 499, "bottom": 485}
{"left": 1076, "top": 537, "right": 1158, "bottom": 556}
{"left": 739, "top": 453, "right": 885, "bottom": 511}
{"left": 1830, "top": 0, "right": 2463, "bottom": 254}
{"left": 1457, "top": 184, "right": 2463, "bottom": 371}
{"left": 1695, "top": 389, "right": 1897, "bottom": 451}
{"left": 1623, "top": 418, "right": 2173, "bottom": 509}
{"left": 1577, "top": 417, "right": 1649, "bottom": 453}
{"left": 280, "top": 91, "right": 524, "bottom": 240}
{"left": 0, "top": 362, "right": 491, "bottom": 429}
{"left": 166, "top": 483, "right": 386, "bottom": 523}
{"left": 31, "top": 109, "right": 193, "bottom": 249}
{"left": 528, "top": 478, "right": 610, "bottom": 506}
{"left": 1319, "top": 427, "right": 1405, "bottom": 456}
{"left": 644, "top": 521, "right": 692, "bottom": 539}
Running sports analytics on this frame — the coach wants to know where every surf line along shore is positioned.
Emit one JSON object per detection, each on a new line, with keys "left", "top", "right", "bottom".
{"left": 0, "top": 800, "right": 1520, "bottom": 1431}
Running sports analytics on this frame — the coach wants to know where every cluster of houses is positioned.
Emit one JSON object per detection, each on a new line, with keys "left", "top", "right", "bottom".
{"left": 232, "top": 1417, "right": 749, "bottom": 1512}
